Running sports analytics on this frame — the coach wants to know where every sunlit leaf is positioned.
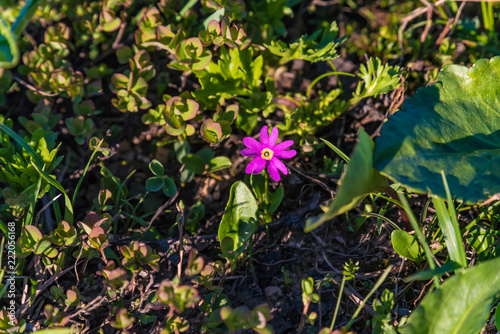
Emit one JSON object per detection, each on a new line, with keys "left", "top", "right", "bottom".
{"left": 401, "top": 256, "right": 500, "bottom": 334}
{"left": 374, "top": 57, "right": 500, "bottom": 203}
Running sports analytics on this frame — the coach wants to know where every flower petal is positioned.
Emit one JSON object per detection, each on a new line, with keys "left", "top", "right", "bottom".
{"left": 274, "top": 149, "right": 297, "bottom": 159}
{"left": 268, "top": 127, "right": 279, "bottom": 147}
{"left": 240, "top": 148, "right": 259, "bottom": 157}
{"left": 260, "top": 126, "right": 269, "bottom": 146}
{"left": 270, "top": 157, "right": 288, "bottom": 175}
{"left": 267, "top": 160, "right": 281, "bottom": 182}
{"left": 245, "top": 157, "right": 267, "bottom": 175}
{"left": 242, "top": 137, "right": 262, "bottom": 152}
{"left": 273, "top": 140, "right": 294, "bottom": 151}
{"left": 273, "top": 140, "right": 296, "bottom": 159}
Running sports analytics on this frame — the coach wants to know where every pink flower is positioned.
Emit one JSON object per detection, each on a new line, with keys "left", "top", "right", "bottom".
{"left": 241, "top": 126, "right": 297, "bottom": 182}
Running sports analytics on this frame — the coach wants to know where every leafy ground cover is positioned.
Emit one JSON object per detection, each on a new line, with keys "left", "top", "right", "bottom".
{"left": 1, "top": 0, "right": 500, "bottom": 333}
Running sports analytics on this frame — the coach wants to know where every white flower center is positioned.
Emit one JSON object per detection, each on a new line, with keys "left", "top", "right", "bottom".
{"left": 261, "top": 148, "right": 274, "bottom": 160}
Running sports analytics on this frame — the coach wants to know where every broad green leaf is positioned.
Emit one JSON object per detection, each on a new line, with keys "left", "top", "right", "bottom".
{"left": 268, "top": 187, "right": 284, "bottom": 214}
{"left": 305, "top": 130, "right": 389, "bottom": 232}
{"left": 373, "top": 57, "right": 500, "bottom": 204}
{"left": 401, "top": 256, "right": 500, "bottom": 334}
{"left": 183, "top": 154, "right": 206, "bottom": 174}
{"left": 248, "top": 173, "right": 265, "bottom": 203}
{"left": 195, "top": 148, "right": 215, "bottom": 165}
{"left": 207, "top": 156, "right": 231, "bottom": 173}
{"left": 218, "top": 181, "right": 258, "bottom": 252}
{"left": 391, "top": 230, "right": 422, "bottom": 265}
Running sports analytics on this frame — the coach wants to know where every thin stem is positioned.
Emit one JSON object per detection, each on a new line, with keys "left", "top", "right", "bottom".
{"left": 398, "top": 193, "right": 440, "bottom": 289}
{"left": 344, "top": 265, "right": 392, "bottom": 331}
{"left": 330, "top": 275, "right": 346, "bottom": 330}
{"left": 306, "top": 71, "right": 354, "bottom": 98}
{"left": 264, "top": 171, "right": 270, "bottom": 243}
{"left": 71, "top": 139, "right": 104, "bottom": 207}
{"left": 264, "top": 171, "right": 269, "bottom": 207}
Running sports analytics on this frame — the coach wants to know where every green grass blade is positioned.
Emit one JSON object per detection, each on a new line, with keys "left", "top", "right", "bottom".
{"left": 71, "top": 139, "right": 103, "bottom": 207}
{"left": 398, "top": 193, "right": 440, "bottom": 288}
{"left": 0, "top": 218, "right": 7, "bottom": 234}
{"left": 345, "top": 265, "right": 392, "bottom": 331}
{"left": 320, "top": 138, "right": 350, "bottom": 163}
{"left": 30, "top": 161, "right": 73, "bottom": 223}
{"left": 0, "top": 122, "right": 44, "bottom": 166}
{"left": 0, "top": 123, "right": 73, "bottom": 223}
{"left": 25, "top": 175, "right": 42, "bottom": 227}
{"left": 432, "top": 171, "right": 467, "bottom": 269}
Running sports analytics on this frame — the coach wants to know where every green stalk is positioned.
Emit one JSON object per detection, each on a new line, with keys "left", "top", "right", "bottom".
{"left": 306, "top": 71, "right": 355, "bottom": 98}
{"left": 264, "top": 171, "right": 271, "bottom": 242}
{"left": 344, "top": 265, "right": 392, "bottom": 331}
{"left": 481, "top": 1, "right": 494, "bottom": 33}
{"left": 25, "top": 176, "right": 42, "bottom": 227}
{"left": 71, "top": 139, "right": 104, "bottom": 207}
{"left": 398, "top": 193, "right": 440, "bottom": 289}
{"left": 330, "top": 275, "right": 346, "bottom": 330}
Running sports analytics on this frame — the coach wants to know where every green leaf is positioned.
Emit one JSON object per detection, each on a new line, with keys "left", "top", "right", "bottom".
{"left": 403, "top": 262, "right": 461, "bottom": 283}
{"left": 466, "top": 225, "right": 495, "bottom": 255}
{"left": 174, "top": 141, "right": 190, "bottom": 164}
{"left": 305, "top": 130, "right": 389, "bottom": 232}
{"left": 203, "top": 9, "right": 225, "bottom": 30}
{"left": 146, "top": 176, "right": 164, "bottom": 192}
{"left": 0, "top": 122, "right": 73, "bottom": 223}
{"left": 373, "top": 57, "right": 500, "bottom": 203}
{"left": 149, "top": 159, "right": 164, "bottom": 176}
{"left": 0, "top": 17, "right": 18, "bottom": 69}
{"left": 207, "top": 156, "right": 231, "bottom": 173}
{"left": 391, "top": 230, "right": 422, "bottom": 265}
{"left": 182, "top": 154, "right": 206, "bottom": 174}
{"left": 320, "top": 138, "right": 350, "bottom": 163}
{"left": 31, "top": 329, "right": 73, "bottom": 334}
{"left": 268, "top": 187, "right": 284, "bottom": 214}
{"left": 495, "top": 302, "right": 500, "bottom": 331}
{"left": 218, "top": 181, "right": 258, "bottom": 252}
{"left": 195, "top": 148, "right": 215, "bottom": 165}
{"left": 0, "top": 0, "right": 42, "bottom": 68}
{"left": 25, "top": 225, "right": 43, "bottom": 243}
{"left": 401, "top": 256, "right": 500, "bottom": 334}
{"left": 433, "top": 192, "right": 467, "bottom": 269}
{"left": 249, "top": 173, "right": 265, "bottom": 203}
{"left": 162, "top": 177, "right": 177, "bottom": 197}
{"left": 352, "top": 57, "right": 401, "bottom": 103}
{"left": 265, "top": 22, "right": 343, "bottom": 64}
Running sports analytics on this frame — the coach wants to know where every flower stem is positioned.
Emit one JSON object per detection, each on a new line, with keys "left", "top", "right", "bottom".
{"left": 264, "top": 171, "right": 269, "bottom": 207}
{"left": 264, "top": 171, "right": 271, "bottom": 243}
